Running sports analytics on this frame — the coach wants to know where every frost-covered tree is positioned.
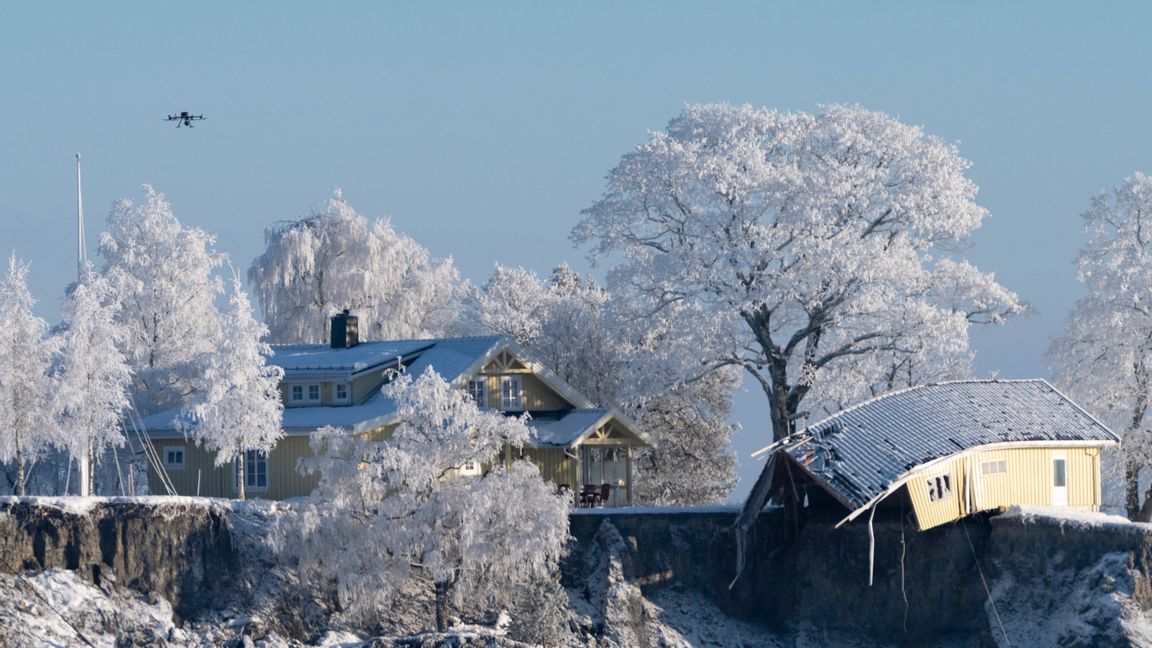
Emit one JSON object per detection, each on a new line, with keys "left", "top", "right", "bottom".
{"left": 52, "top": 268, "right": 133, "bottom": 496}
{"left": 464, "top": 264, "right": 739, "bottom": 505}
{"left": 574, "top": 103, "right": 1022, "bottom": 444}
{"left": 249, "top": 190, "right": 460, "bottom": 344}
{"left": 288, "top": 367, "right": 569, "bottom": 632}
{"left": 179, "top": 277, "right": 283, "bottom": 500}
{"left": 99, "top": 186, "right": 224, "bottom": 415}
{"left": 0, "top": 255, "right": 56, "bottom": 495}
{"left": 1049, "top": 172, "right": 1152, "bottom": 520}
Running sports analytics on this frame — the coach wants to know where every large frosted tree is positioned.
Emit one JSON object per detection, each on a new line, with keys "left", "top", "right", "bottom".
{"left": 1049, "top": 172, "right": 1152, "bottom": 520}
{"left": 179, "top": 277, "right": 284, "bottom": 500}
{"left": 0, "top": 255, "right": 56, "bottom": 495}
{"left": 574, "top": 103, "right": 1022, "bottom": 445}
{"left": 99, "top": 186, "right": 224, "bottom": 415}
{"left": 52, "top": 268, "right": 133, "bottom": 496}
{"left": 287, "top": 367, "right": 569, "bottom": 632}
{"left": 249, "top": 190, "right": 460, "bottom": 344}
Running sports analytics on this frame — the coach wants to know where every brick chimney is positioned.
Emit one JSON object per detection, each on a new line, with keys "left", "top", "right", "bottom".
{"left": 330, "top": 310, "right": 359, "bottom": 349}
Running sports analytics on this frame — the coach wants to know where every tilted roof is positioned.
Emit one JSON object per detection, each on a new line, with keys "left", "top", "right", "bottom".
{"left": 759, "top": 379, "right": 1118, "bottom": 513}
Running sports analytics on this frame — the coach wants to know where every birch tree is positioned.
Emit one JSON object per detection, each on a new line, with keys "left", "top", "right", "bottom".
{"left": 249, "top": 190, "right": 460, "bottom": 344}
{"left": 288, "top": 367, "right": 569, "bottom": 632}
{"left": 0, "top": 255, "right": 56, "bottom": 495}
{"left": 573, "top": 103, "right": 1023, "bottom": 444}
{"left": 52, "top": 268, "right": 133, "bottom": 496}
{"left": 1049, "top": 172, "right": 1152, "bottom": 520}
{"left": 99, "top": 186, "right": 224, "bottom": 415}
{"left": 179, "top": 277, "right": 284, "bottom": 500}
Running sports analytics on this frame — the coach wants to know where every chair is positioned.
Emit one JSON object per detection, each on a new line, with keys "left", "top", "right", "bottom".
{"left": 599, "top": 483, "right": 612, "bottom": 507}
{"left": 580, "top": 484, "right": 600, "bottom": 508}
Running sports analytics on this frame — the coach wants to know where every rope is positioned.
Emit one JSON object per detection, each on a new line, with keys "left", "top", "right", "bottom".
{"left": 121, "top": 397, "right": 176, "bottom": 496}
{"left": 962, "top": 518, "right": 1010, "bottom": 646}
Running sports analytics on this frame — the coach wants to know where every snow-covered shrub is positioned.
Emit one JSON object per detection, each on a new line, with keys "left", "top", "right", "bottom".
{"left": 282, "top": 367, "right": 569, "bottom": 633}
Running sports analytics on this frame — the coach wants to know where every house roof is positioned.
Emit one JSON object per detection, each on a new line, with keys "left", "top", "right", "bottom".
{"left": 754, "top": 379, "right": 1119, "bottom": 515}
{"left": 528, "top": 408, "right": 652, "bottom": 448}
{"left": 138, "top": 335, "right": 651, "bottom": 447}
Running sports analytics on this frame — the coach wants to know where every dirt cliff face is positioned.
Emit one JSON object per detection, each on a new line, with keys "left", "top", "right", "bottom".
{"left": 1, "top": 499, "right": 1149, "bottom": 646}
{"left": 0, "top": 498, "right": 238, "bottom": 621}
{"left": 567, "top": 507, "right": 1152, "bottom": 647}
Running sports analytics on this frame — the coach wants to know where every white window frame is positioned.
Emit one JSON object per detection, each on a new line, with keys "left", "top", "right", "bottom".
{"left": 289, "top": 383, "right": 322, "bottom": 405}
{"left": 234, "top": 450, "right": 269, "bottom": 492}
{"left": 500, "top": 375, "right": 523, "bottom": 411}
{"left": 1052, "top": 452, "right": 1068, "bottom": 506}
{"left": 163, "top": 445, "right": 185, "bottom": 470}
{"left": 468, "top": 378, "right": 488, "bottom": 409}
{"left": 334, "top": 382, "right": 351, "bottom": 404}
{"left": 980, "top": 459, "right": 1007, "bottom": 475}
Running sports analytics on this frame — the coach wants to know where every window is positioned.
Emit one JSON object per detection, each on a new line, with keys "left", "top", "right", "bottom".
{"left": 289, "top": 383, "right": 321, "bottom": 404}
{"left": 1053, "top": 458, "right": 1067, "bottom": 488}
{"left": 235, "top": 450, "right": 268, "bottom": 491}
{"left": 927, "top": 474, "right": 952, "bottom": 502}
{"left": 468, "top": 379, "right": 488, "bottom": 408}
{"left": 163, "top": 446, "right": 185, "bottom": 469}
{"left": 334, "top": 382, "right": 350, "bottom": 404}
{"left": 981, "top": 459, "right": 1007, "bottom": 475}
{"left": 459, "top": 459, "right": 481, "bottom": 476}
{"left": 500, "top": 375, "right": 523, "bottom": 411}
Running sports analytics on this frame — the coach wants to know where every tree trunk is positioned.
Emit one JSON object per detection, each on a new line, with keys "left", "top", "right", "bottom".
{"left": 1126, "top": 458, "right": 1142, "bottom": 521}
{"left": 14, "top": 446, "right": 24, "bottom": 497}
{"left": 236, "top": 445, "right": 246, "bottom": 500}
{"left": 86, "top": 440, "right": 95, "bottom": 496}
{"left": 434, "top": 580, "right": 449, "bottom": 633}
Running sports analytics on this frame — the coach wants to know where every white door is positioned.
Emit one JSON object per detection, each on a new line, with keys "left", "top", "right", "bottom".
{"left": 1052, "top": 453, "right": 1068, "bottom": 506}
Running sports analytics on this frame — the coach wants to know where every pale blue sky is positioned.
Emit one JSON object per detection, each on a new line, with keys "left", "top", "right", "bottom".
{"left": 2, "top": 1, "right": 1150, "bottom": 498}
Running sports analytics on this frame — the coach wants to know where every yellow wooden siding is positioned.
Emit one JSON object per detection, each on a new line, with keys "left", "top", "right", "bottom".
{"left": 907, "top": 446, "right": 1102, "bottom": 530}
{"left": 470, "top": 373, "right": 573, "bottom": 411}
{"left": 521, "top": 447, "right": 579, "bottom": 490}
{"left": 149, "top": 436, "right": 320, "bottom": 500}
{"left": 351, "top": 371, "right": 385, "bottom": 403}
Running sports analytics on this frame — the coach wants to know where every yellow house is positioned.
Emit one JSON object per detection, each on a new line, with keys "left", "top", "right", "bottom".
{"left": 140, "top": 316, "right": 652, "bottom": 505}
{"left": 743, "top": 380, "right": 1119, "bottom": 532}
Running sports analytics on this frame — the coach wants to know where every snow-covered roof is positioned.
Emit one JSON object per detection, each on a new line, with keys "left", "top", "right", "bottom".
{"left": 757, "top": 379, "right": 1119, "bottom": 513}
{"left": 268, "top": 338, "right": 498, "bottom": 378}
{"left": 138, "top": 335, "right": 653, "bottom": 446}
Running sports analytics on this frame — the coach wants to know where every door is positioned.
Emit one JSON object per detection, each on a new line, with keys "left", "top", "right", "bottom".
{"left": 1052, "top": 453, "right": 1068, "bottom": 506}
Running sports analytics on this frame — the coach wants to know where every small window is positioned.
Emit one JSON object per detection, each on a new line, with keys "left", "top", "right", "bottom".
{"left": 235, "top": 450, "right": 268, "bottom": 491}
{"left": 927, "top": 474, "right": 952, "bottom": 502}
{"left": 468, "top": 379, "right": 488, "bottom": 408}
{"left": 981, "top": 459, "right": 1007, "bottom": 475}
{"left": 163, "top": 446, "right": 185, "bottom": 469}
{"left": 1053, "top": 458, "right": 1067, "bottom": 488}
{"left": 334, "top": 382, "right": 350, "bottom": 403}
{"left": 459, "top": 459, "right": 481, "bottom": 477}
{"left": 289, "top": 383, "right": 321, "bottom": 404}
{"left": 500, "top": 375, "right": 523, "bottom": 411}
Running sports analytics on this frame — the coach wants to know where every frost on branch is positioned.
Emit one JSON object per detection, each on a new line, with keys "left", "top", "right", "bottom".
{"left": 98, "top": 186, "right": 224, "bottom": 416}
{"left": 178, "top": 277, "right": 284, "bottom": 500}
{"left": 283, "top": 367, "right": 569, "bottom": 632}
{"left": 1049, "top": 172, "right": 1152, "bottom": 520}
{"left": 51, "top": 268, "right": 133, "bottom": 495}
{"left": 249, "top": 190, "right": 460, "bottom": 344}
{"left": 574, "top": 103, "right": 1023, "bottom": 443}
{"left": 0, "top": 255, "right": 56, "bottom": 495}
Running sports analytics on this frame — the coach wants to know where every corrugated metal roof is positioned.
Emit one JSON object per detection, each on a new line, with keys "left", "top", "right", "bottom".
{"left": 776, "top": 380, "right": 1119, "bottom": 511}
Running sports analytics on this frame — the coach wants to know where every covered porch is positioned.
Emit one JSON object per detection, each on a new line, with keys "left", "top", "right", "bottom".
{"left": 523, "top": 408, "right": 653, "bottom": 508}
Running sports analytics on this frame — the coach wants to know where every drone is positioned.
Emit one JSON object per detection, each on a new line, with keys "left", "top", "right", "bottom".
{"left": 165, "top": 112, "right": 205, "bottom": 127}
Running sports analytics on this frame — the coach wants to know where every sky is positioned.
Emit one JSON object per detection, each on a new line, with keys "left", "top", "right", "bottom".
{"left": 2, "top": 1, "right": 1151, "bottom": 499}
